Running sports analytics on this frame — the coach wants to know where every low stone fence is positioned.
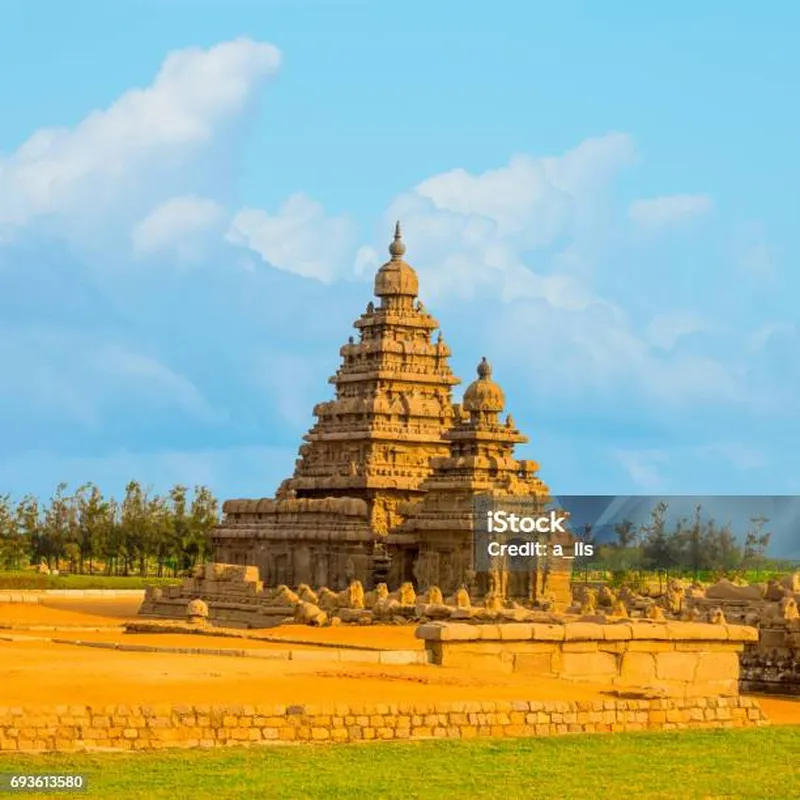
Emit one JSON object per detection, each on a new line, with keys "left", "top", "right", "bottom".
{"left": 416, "top": 620, "right": 759, "bottom": 699}
{"left": 0, "top": 696, "right": 767, "bottom": 752}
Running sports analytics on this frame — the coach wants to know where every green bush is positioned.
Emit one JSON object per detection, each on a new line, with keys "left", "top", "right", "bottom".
{"left": 0, "top": 571, "right": 181, "bottom": 590}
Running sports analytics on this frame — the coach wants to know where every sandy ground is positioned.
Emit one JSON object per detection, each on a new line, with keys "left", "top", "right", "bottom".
{"left": 0, "top": 598, "right": 142, "bottom": 626}
{"left": 1, "top": 599, "right": 798, "bottom": 724}
{"left": 0, "top": 640, "right": 611, "bottom": 707}
{"left": 0, "top": 600, "right": 423, "bottom": 649}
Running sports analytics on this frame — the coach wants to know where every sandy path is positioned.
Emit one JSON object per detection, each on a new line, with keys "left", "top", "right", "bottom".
{"left": 19, "top": 630, "right": 357, "bottom": 652}
{"left": 0, "top": 598, "right": 142, "bottom": 626}
{"left": 0, "top": 640, "right": 609, "bottom": 707}
{"left": 752, "top": 696, "right": 800, "bottom": 725}
{"left": 0, "top": 601, "right": 424, "bottom": 650}
{"left": 2, "top": 598, "right": 798, "bottom": 723}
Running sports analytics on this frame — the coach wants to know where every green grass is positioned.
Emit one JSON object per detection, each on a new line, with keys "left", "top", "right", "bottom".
{"left": 0, "top": 572, "right": 181, "bottom": 590}
{"left": 1, "top": 727, "right": 798, "bottom": 799}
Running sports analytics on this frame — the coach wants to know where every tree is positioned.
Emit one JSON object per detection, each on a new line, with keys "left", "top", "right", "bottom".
{"left": 189, "top": 485, "right": 219, "bottom": 567}
{"left": 613, "top": 519, "right": 637, "bottom": 549}
{"left": 744, "top": 516, "right": 771, "bottom": 577}
{"left": 40, "top": 483, "right": 74, "bottom": 571}
{"left": 641, "top": 501, "right": 673, "bottom": 590}
{"left": 0, "top": 494, "right": 28, "bottom": 569}
{"left": 74, "top": 483, "right": 110, "bottom": 575}
{"left": 168, "top": 484, "right": 190, "bottom": 575}
{"left": 121, "top": 481, "right": 152, "bottom": 576}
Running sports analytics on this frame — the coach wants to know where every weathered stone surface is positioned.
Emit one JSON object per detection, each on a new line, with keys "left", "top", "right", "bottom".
{"left": 159, "top": 226, "right": 573, "bottom": 615}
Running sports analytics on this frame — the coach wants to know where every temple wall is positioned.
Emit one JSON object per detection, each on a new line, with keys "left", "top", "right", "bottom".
{"left": 416, "top": 620, "right": 758, "bottom": 699}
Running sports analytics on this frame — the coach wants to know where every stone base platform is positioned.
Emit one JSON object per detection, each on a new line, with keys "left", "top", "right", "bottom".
{"left": 416, "top": 619, "right": 759, "bottom": 699}
{"left": 0, "top": 696, "right": 767, "bottom": 752}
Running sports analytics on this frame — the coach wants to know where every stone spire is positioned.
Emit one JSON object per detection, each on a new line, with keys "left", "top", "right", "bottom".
{"left": 389, "top": 220, "right": 406, "bottom": 259}
{"left": 374, "top": 220, "right": 419, "bottom": 302}
{"left": 463, "top": 357, "right": 506, "bottom": 420}
{"left": 395, "top": 357, "right": 552, "bottom": 594}
{"left": 278, "top": 223, "right": 460, "bottom": 515}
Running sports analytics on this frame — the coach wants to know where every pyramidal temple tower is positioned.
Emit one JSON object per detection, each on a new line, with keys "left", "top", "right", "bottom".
{"left": 393, "top": 357, "right": 566, "bottom": 602}
{"left": 212, "top": 224, "right": 566, "bottom": 599}
{"left": 214, "top": 224, "right": 462, "bottom": 588}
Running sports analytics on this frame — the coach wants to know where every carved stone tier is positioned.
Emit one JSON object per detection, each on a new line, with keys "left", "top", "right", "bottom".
{"left": 212, "top": 224, "right": 462, "bottom": 589}
{"left": 210, "top": 225, "right": 568, "bottom": 600}
{"left": 394, "top": 358, "right": 571, "bottom": 606}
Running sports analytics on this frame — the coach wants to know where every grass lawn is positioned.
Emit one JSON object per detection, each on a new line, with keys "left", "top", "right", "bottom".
{"left": 1, "top": 726, "right": 798, "bottom": 799}
{"left": 0, "top": 572, "right": 180, "bottom": 590}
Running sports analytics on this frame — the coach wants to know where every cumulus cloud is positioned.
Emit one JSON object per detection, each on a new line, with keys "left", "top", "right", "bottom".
{"left": 131, "top": 195, "right": 226, "bottom": 262}
{"left": 228, "top": 193, "right": 356, "bottom": 282}
{"left": 733, "top": 221, "right": 775, "bottom": 278}
{"left": 358, "top": 137, "right": 757, "bottom": 414}
{"left": 628, "top": 194, "right": 712, "bottom": 229}
{"left": 375, "top": 133, "right": 636, "bottom": 302}
{"left": 2, "top": 328, "right": 219, "bottom": 427}
{"left": 645, "top": 311, "right": 708, "bottom": 350}
{"left": 0, "top": 38, "right": 280, "bottom": 249}
{"left": 613, "top": 449, "right": 668, "bottom": 490}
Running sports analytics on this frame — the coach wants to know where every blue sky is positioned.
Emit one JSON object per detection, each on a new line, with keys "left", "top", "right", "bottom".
{"left": 1, "top": 1, "right": 798, "bottom": 518}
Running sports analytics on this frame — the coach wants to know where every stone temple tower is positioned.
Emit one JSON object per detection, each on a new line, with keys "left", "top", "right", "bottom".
{"left": 211, "top": 224, "right": 568, "bottom": 601}
{"left": 213, "top": 224, "right": 461, "bottom": 588}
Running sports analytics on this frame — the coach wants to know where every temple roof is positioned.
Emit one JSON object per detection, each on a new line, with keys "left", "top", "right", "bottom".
{"left": 463, "top": 357, "right": 505, "bottom": 414}
{"left": 374, "top": 221, "right": 419, "bottom": 298}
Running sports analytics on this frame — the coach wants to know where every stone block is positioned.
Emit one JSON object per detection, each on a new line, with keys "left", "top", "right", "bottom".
{"left": 497, "top": 623, "right": 534, "bottom": 640}
{"left": 630, "top": 622, "right": 670, "bottom": 640}
{"left": 513, "top": 652, "right": 557, "bottom": 676}
{"left": 563, "top": 622, "right": 605, "bottom": 641}
{"left": 602, "top": 624, "right": 633, "bottom": 641}
{"left": 724, "top": 624, "right": 759, "bottom": 643}
{"left": 619, "top": 652, "right": 657, "bottom": 684}
{"left": 655, "top": 652, "right": 698, "bottom": 683}
{"left": 670, "top": 622, "right": 727, "bottom": 641}
{"left": 561, "top": 651, "right": 617, "bottom": 678}
{"left": 694, "top": 652, "right": 739, "bottom": 683}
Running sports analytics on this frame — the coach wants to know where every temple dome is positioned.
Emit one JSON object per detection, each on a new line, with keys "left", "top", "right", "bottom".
{"left": 374, "top": 221, "right": 419, "bottom": 298}
{"left": 462, "top": 357, "right": 505, "bottom": 413}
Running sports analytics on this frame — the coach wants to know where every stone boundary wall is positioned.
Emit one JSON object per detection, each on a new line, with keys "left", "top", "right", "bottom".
{"left": 0, "top": 697, "right": 767, "bottom": 753}
{"left": 0, "top": 590, "right": 146, "bottom": 604}
{"left": 417, "top": 621, "right": 759, "bottom": 699}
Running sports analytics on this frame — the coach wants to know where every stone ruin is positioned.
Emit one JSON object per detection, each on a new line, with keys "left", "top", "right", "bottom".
{"left": 208, "top": 226, "right": 573, "bottom": 605}
{"left": 566, "top": 572, "right": 800, "bottom": 696}
{"left": 684, "top": 573, "right": 800, "bottom": 696}
{"left": 139, "top": 561, "right": 579, "bottom": 631}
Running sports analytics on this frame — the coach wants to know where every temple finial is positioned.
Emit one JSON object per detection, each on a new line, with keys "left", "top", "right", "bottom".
{"left": 389, "top": 220, "right": 406, "bottom": 260}
{"left": 477, "top": 357, "right": 492, "bottom": 379}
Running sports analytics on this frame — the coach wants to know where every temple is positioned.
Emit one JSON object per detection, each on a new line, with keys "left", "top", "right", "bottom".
{"left": 212, "top": 224, "right": 571, "bottom": 604}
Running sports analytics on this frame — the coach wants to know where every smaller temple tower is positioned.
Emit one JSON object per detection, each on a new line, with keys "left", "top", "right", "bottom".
{"left": 391, "top": 358, "right": 572, "bottom": 607}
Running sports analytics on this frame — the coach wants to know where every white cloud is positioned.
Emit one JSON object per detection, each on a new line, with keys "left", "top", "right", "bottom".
{"left": 695, "top": 442, "right": 766, "bottom": 471}
{"left": 131, "top": 195, "right": 226, "bottom": 261}
{"left": 646, "top": 311, "right": 708, "bottom": 350}
{"left": 2, "top": 328, "right": 219, "bottom": 426}
{"left": 628, "top": 194, "right": 712, "bottom": 229}
{"left": 369, "top": 133, "right": 636, "bottom": 304}
{"left": 0, "top": 38, "right": 280, "bottom": 246}
{"left": 228, "top": 193, "right": 356, "bottom": 282}
{"left": 613, "top": 449, "right": 668, "bottom": 490}
{"left": 734, "top": 221, "right": 775, "bottom": 278}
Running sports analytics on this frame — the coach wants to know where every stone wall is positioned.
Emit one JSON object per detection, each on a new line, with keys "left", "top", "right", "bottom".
{"left": 416, "top": 620, "right": 759, "bottom": 699}
{"left": 139, "top": 564, "right": 293, "bottom": 629}
{"left": 0, "top": 697, "right": 767, "bottom": 752}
